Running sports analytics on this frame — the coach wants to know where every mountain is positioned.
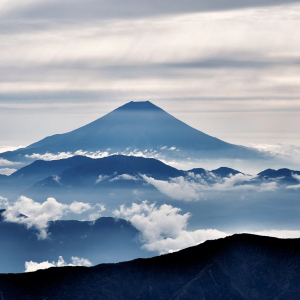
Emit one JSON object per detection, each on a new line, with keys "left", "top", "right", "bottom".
{"left": 211, "top": 167, "right": 242, "bottom": 177}
{"left": 0, "top": 234, "right": 299, "bottom": 299}
{"left": 3, "top": 155, "right": 299, "bottom": 201}
{"left": 0, "top": 101, "right": 264, "bottom": 166}
{"left": 257, "top": 168, "right": 300, "bottom": 184}
{"left": 0, "top": 212, "right": 150, "bottom": 273}
{"left": 0, "top": 156, "right": 95, "bottom": 198}
{"left": 30, "top": 154, "right": 184, "bottom": 189}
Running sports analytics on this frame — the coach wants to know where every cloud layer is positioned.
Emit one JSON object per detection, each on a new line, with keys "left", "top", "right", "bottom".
{"left": 142, "top": 172, "right": 278, "bottom": 201}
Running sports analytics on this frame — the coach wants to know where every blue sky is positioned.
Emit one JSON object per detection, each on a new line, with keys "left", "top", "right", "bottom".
{"left": 0, "top": 0, "right": 299, "bottom": 148}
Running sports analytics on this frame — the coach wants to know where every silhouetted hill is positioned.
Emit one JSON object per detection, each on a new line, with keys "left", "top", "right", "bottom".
{"left": 0, "top": 234, "right": 299, "bottom": 299}
{"left": 0, "top": 101, "right": 264, "bottom": 165}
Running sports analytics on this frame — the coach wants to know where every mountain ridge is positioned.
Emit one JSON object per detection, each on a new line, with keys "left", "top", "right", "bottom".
{"left": 0, "top": 234, "right": 299, "bottom": 299}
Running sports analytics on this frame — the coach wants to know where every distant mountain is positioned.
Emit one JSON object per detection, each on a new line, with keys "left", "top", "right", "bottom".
{"left": 211, "top": 167, "right": 242, "bottom": 177}
{"left": 0, "top": 156, "right": 95, "bottom": 198}
{"left": 0, "top": 212, "right": 150, "bottom": 273}
{"left": 2, "top": 155, "right": 299, "bottom": 200}
{"left": 30, "top": 154, "right": 184, "bottom": 189}
{"left": 0, "top": 101, "right": 265, "bottom": 165}
{"left": 257, "top": 168, "right": 300, "bottom": 184}
{"left": 1, "top": 234, "right": 300, "bottom": 299}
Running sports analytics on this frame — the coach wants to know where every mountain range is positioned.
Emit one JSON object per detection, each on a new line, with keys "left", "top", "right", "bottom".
{"left": 0, "top": 101, "right": 266, "bottom": 167}
{"left": 0, "top": 234, "right": 299, "bottom": 300}
{"left": 0, "top": 155, "right": 298, "bottom": 200}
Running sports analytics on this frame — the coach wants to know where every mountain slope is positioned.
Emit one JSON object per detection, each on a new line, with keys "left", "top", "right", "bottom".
{"left": 0, "top": 234, "right": 299, "bottom": 299}
{"left": 0, "top": 101, "right": 264, "bottom": 164}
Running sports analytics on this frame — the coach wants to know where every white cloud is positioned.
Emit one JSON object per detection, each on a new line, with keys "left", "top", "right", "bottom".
{"left": 25, "top": 255, "right": 92, "bottom": 273}
{"left": 292, "top": 173, "right": 300, "bottom": 182}
{"left": 110, "top": 174, "right": 139, "bottom": 181}
{"left": 25, "top": 152, "right": 74, "bottom": 161}
{"left": 2, "top": 196, "right": 106, "bottom": 239}
{"left": 113, "top": 201, "right": 227, "bottom": 253}
{"left": 145, "top": 229, "right": 228, "bottom": 253}
{"left": 141, "top": 173, "right": 277, "bottom": 201}
{"left": 0, "top": 158, "right": 19, "bottom": 166}
{"left": 249, "top": 143, "right": 300, "bottom": 166}
{"left": 285, "top": 173, "right": 300, "bottom": 190}
{"left": 0, "top": 196, "right": 8, "bottom": 207}
{"left": 95, "top": 175, "right": 109, "bottom": 183}
{"left": 3, "top": 196, "right": 68, "bottom": 239}
{"left": 69, "top": 201, "right": 92, "bottom": 214}
{"left": 142, "top": 175, "right": 205, "bottom": 201}
{"left": 0, "top": 168, "right": 16, "bottom": 175}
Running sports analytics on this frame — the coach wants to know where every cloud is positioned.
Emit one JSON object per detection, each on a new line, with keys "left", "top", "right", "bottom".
{"left": 2, "top": 196, "right": 106, "bottom": 239}
{"left": 141, "top": 173, "right": 277, "bottom": 201}
{"left": 0, "top": 145, "right": 25, "bottom": 154}
{"left": 3, "top": 0, "right": 300, "bottom": 27}
{"left": 25, "top": 152, "right": 74, "bottom": 161}
{"left": 25, "top": 255, "right": 92, "bottom": 273}
{"left": 69, "top": 201, "right": 92, "bottom": 214}
{"left": 114, "top": 201, "right": 300, "bottom": 253}
{"left": 113, "top": 201, "right": 227, "bottom": 253}
{"left": 24, "top": 149, "right": 159, "bottom": 161}
{"left": 86, "top": 204, "right": 106, "bottom": 221}
{"left": 286, "top": 173, "right": 300, "bottom": 190}
{"left": 0, "top": 168, "right": 16, "bottom": 175}
{"left": 110, "top": 174, "right": 139, "bottom": 181}
{"left": 0, "top": 196, "right": 9, "bottom": 207}
{"left": 141, "top": 175, "right": 205, "bottom": 201}
{"left": 249, "top": 144, "right": 300, "bottom": 166}
{"left": 95, "top": 175, "right": 109, "bottom": 184}
{"left": 252, "top": 230, "right": 300, "bottom": 239}
{"left": 0, "top": 158, "right": 19, "bottom": 166}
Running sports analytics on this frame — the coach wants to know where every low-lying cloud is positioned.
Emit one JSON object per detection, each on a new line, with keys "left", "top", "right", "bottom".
{"left": 142, "top": 172, "right": 277, "bottom": 201}
{"left": 25, "top": 255, "right": 92, "bottom": 273}
{"left": 113, "top": 201, "right": 227, "bottom": 253}
{"left": 1, "top": 196, "right": 106, "bottom": 239}
{"left": 113, "top": 201, "right": 300, "bottom": 254}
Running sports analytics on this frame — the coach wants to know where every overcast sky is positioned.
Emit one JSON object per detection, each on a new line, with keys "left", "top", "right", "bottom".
{"left": 1, "top": 0, "right": 300, "bottom": 148}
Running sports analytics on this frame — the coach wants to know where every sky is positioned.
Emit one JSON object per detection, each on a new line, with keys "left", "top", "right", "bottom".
{"left": 0, "top": 0, "right": 300, "bottom": 149}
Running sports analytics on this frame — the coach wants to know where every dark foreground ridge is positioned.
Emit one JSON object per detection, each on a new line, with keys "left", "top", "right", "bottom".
{"left": 0, "top": 234, "right": 300, "bottom": 300}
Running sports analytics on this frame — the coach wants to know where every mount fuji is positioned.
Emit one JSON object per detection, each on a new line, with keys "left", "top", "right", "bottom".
{"left": 0, "top": 101, "right": 265, "bottom": 165}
